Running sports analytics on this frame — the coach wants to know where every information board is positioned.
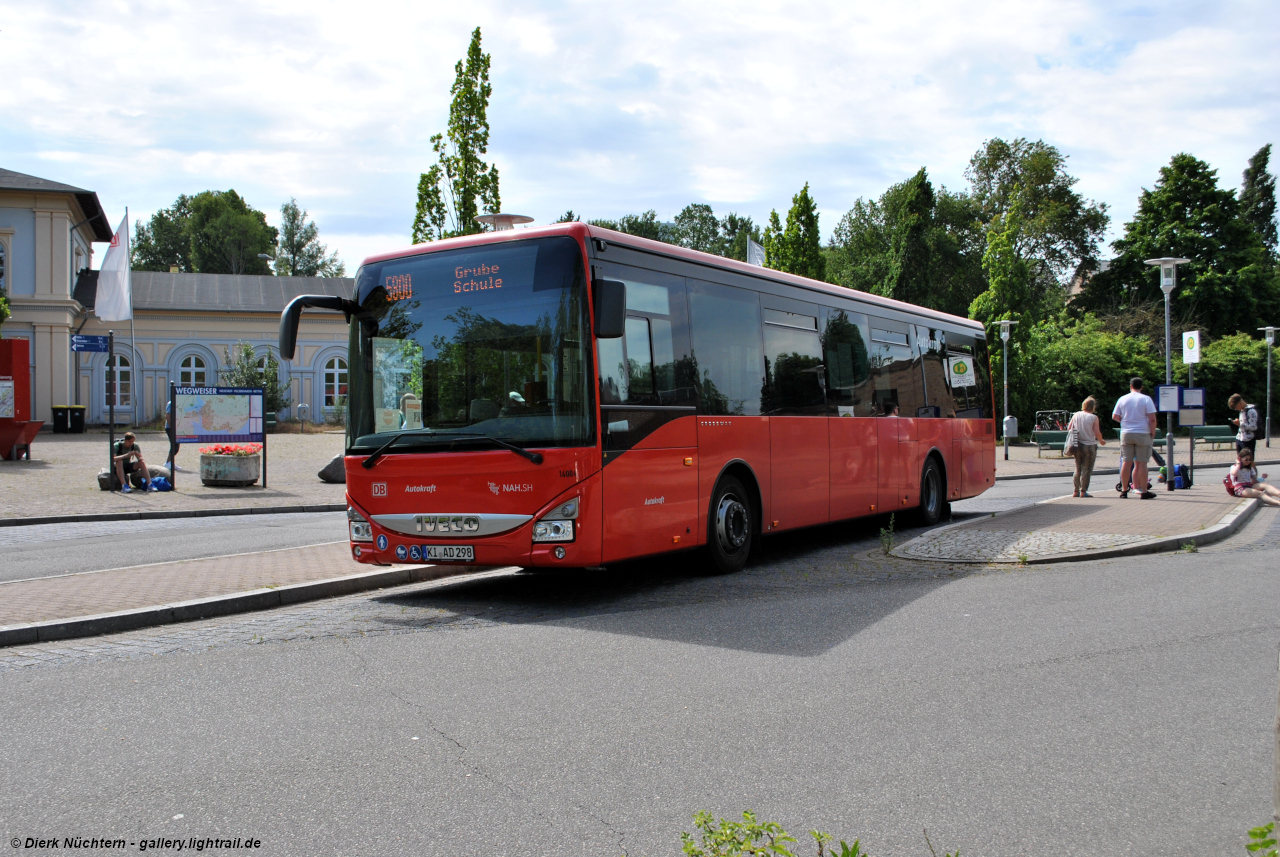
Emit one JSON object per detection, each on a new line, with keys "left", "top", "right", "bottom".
{"left": 1157, "top": 385, "right": 1182, "bottom": 413}
{"left": 0, "top": 379, "right": 13, "bottom": 418}
{"left": 173, "top": 386, "right": 264, "bottom": 443}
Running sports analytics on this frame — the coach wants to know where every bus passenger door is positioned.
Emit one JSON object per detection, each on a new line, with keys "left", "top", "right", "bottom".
{"left": 762, "top": 303, "right": 829, "bottom": 530}
{"left": 600, "top": 411, "right": 699, "bottom": 563}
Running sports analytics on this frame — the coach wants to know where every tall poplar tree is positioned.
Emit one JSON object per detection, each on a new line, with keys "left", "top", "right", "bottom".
{"left": 412, "top": 27, "right": 501, "bottom": 243}
{"left": 764, "top": 183, "right": 824, "bottom": 280}
{"left": 1240, "top": 143, "right": 1277, "bottom": 257}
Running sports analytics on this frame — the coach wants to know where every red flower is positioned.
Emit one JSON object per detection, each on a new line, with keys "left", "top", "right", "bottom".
{"left": 200, "top": 443, "right": 262, "bottom": 456}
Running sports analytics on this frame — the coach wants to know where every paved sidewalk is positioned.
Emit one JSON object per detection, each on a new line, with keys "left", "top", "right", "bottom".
{"left": 898, "top": 479, "right": 1255, "bottom": 563}
{"left": 0, "top": 541, "right": 470, "bottom": 646}
{"left": 0, "top": 430, "right": 346, "bottom": 521}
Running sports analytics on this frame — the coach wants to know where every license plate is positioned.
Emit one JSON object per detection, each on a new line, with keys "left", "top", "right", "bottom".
{"left": 425, "top": 544, "right": 474, "bottom": 562}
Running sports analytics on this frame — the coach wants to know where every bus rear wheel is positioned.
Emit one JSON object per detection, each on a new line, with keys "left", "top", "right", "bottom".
{"left": 707, "top": 475, "right": 752, "bottom": 575}
{"left": 918, "top": 458, "right": 943, "bottom": 527}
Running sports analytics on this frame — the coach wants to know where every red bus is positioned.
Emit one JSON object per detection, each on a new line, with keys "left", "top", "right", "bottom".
{"left": 279, "top": 222, "right": 996, "bottom": 574}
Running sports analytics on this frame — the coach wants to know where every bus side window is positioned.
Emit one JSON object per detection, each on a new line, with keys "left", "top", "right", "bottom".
{"left": 918, "top": 325, "right": 956, "bottom": 418}
{"left": 597, "top": 337, "right": 627, "bottom": 405}
{"left": 763, "top": 310, "right": 824, "bottom": 416}
{"left": 625, "top": 317, "right": 654, "bottom": 397}
{"left": 688, "top": 280, "right": 764, "bottom": 416}
{"left": 822, "top": 308, "right": 871, "bottom": 416}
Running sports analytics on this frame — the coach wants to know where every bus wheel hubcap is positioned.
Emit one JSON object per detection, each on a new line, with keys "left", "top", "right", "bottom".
{"left": 716, "top": 494, "right": 748, "bottom": 552}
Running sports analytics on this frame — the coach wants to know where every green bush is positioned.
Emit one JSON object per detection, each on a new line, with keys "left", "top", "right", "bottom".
{"left": 220, "top": 341, "right": 291, "bottom": 415}
{"left": 677, "top": 811, "right": 956, "bottom": 857}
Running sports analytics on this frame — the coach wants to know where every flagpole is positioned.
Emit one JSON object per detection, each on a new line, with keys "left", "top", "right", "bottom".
{"left": 125, "top": 207, "right": 138, "bottom": 426}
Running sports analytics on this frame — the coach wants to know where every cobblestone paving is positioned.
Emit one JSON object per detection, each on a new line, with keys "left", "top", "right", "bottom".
{"left": 897, "top": 528, "right": 1151, "bottom": 561}
{"left": 0, "top": 430, "right": 345, "bottom": 520}
{"left": 1205, "top": 505, "right": 1280, "bottom": 553}
{"left": 0, "top": 522, "right": 975, "bottom": 673}
{"left": 896, "top": 484, "right": 1243, "bottom": 563}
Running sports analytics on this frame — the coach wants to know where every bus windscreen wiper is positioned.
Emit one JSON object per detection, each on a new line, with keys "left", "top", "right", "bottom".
{"left": 361, "top": 430, "right": 543, "bottom": 469}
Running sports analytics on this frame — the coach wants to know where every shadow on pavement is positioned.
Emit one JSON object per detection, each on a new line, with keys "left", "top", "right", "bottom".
{"left": 374, "top": 512, "right": 966, "bottom": 657}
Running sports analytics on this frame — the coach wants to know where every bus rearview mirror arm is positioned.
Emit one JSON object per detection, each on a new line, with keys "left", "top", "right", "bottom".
{"left": 593, "top": 279, "right": 626, "bottom": 339}
{"left": 279, "top": 294, "right": 360, "bottom": 360}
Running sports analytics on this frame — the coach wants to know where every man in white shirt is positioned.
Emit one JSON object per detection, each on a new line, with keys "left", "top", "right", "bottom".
{"left": 1112, "top": 377, "right": 1158, "bottom": 499}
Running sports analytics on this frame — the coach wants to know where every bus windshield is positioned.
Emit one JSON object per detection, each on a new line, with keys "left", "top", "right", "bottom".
{"left": 346, "top": 236, "right": 592, "bottom": 452}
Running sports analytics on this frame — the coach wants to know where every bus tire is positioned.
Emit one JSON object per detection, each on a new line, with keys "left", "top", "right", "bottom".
{"left": 707, "top": 475, "right": 752, "bottom": 575}
{"left": 918, "top": 458, "right": 943, "bottom": 527}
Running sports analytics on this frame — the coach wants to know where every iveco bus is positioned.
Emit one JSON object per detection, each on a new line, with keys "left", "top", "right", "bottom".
{"left": 279, "top": 222, "right": 996, "bottom": 574}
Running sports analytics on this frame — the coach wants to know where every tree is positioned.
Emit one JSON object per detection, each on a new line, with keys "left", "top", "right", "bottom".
{"left": 827, "top": 173, "right": 985, "bottom": 316}
{"left": 970, "top": 188, "right": 1034, "bottom": 334}
{"left": 132, "top": 195, "right": 195, "bottom": 272}
{"left": 673, "top": 204, "right": 722, "bottom": 254}
{"left": 187, "top": 190, "right": 277, "bottom": 275}
{"left": 1075, "top": 153, "right": 1277, "bottom": 340}
{"left": 220, "top": 341, "right": 290, "bottom": 415}
{"left": 412, "top": 27, "right": 501, "bottom": 243}
{"left": 720, "top": 213, "right": 761, "bottom": 263}
{"left": 965, "top": 138, "right": 1109, "bottom": 280}
{"left": 588, "top": 210, "right": 675, "bottom": 242}
{"left": 274, "top": 199, "right": 345, "bottom": 277}
{"left": 1240, "top": 143, "right": 1277, "bottom": 257}
{"left": 764, "top": 183, "right": 824, "bottom": 280}
{"left": 554, "top": 211, "right": 579, "bottom": 223}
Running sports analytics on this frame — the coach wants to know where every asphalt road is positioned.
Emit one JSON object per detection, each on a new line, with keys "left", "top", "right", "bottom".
{"left": 2, "top": 474, "right": 1275, "bottom": 856}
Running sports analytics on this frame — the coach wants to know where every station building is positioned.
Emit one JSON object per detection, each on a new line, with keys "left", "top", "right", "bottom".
{"left": 1, "top": 168, "right": 354, "bottom": 427}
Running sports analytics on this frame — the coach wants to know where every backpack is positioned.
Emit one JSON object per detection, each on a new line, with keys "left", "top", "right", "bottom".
{"left": 151, "top": 476, "right": 172, "bottom": 492}
{"left": 1224, "top": 474, "right": 1237, "bottom": 496}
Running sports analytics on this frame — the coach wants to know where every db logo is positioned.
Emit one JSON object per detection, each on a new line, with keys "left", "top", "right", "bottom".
{"left": 372, "top": 482, "right": 387, "bottom": 497}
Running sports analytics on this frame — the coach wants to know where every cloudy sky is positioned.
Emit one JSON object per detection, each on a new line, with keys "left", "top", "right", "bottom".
{"left": 5, "top": 1, "right": 1278, "bottom": 271}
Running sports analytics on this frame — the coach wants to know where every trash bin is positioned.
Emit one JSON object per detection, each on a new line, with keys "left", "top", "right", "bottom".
{"left": 51, "top": 406, "right": 70, "bottom": 433}
{"left": 68, "top": 406, "right": 86, "bottom": 433}
{"left": 265, "top": 411, "right": 278, "bottom": 432}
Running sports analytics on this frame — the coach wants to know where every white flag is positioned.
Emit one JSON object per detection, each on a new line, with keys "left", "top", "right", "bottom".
{"left": 746, "top": 238, "right": 766, "bottom": 267}
{"left": 96, "top": 213, "right": 132, "bottom": 321}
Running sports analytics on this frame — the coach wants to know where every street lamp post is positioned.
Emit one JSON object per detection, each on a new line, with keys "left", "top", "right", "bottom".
{"left": 1261, "top": 326, "right": 1276, "bottom": 448}
{"left": 1000, "top": 320, "right": 1018, "bottom": 461}
{"left": 1146, "top": 258, "right": 1190, "bottom": 490}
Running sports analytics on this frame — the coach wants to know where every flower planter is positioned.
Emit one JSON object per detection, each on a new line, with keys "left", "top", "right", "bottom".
{"left": 200, "top": 453, "right": 261, "bottom": 487}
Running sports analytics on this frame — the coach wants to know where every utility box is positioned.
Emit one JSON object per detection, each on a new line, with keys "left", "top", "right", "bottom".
{"left": 1003, "top": 414, "right": 1018, "bottom": 440}
{"left": 0, "top": 338, "right": 40, "bottom": 460}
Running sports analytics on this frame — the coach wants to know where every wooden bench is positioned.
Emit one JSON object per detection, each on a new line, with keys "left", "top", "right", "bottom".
{"left": 1190, "top": 425, "right": 1236, "bottom": 449}
{"left": 1033, "top": 430, "right": 1069, "bottom": 457}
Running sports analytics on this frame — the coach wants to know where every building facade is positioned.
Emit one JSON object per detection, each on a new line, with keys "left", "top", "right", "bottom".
{"left": 0, "top": 168, "right": 114, "bottom": 425}
{"left": 0, "top": 167, "right": 356, "bottom": 427}
{"left": 73, "top": 271, "right": 353, "bottom": 425}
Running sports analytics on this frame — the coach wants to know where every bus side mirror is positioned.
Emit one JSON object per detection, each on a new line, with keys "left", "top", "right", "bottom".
{"left": 279, "top": 294, "right": 358, "bottom": 359}
{"left": 593, "top": 279, "right": 626, "bottom": 339}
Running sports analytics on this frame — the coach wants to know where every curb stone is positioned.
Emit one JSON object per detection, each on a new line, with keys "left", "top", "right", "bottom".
{"left": 0, "top": 503, "right": 347, "bottom": 529}
{"left": 0, "top": 563, "right": 489, "bottom": 648}
{"left": 893, "top": 496, "right": 1259, "bottom": 564}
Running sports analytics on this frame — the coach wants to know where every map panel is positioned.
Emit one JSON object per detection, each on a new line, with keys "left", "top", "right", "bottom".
{"left": 173, "top": 386, "right": 265, "bottom": 442}
{"left": 0, "top": 380, "right": 13, "bottom": 419}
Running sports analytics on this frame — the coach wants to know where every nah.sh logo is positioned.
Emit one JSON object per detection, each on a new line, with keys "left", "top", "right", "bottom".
{"left": 371, "top": 482, "right": 387, "bottom": 497}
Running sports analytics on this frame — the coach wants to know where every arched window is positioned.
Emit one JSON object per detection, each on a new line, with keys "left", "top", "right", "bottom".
{"left": 106, "top": 354, "right": 132, "bottom": 408}
{"left": 179, "top": 355, "right": 207, "bottom": 386}
{"left": 324, "top": 357, "right": 348, "bottom": 407}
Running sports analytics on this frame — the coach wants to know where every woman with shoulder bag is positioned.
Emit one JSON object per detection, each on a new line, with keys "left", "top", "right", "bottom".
{"left": 1068, "top": 396, "right": 1106, "bottom": 497}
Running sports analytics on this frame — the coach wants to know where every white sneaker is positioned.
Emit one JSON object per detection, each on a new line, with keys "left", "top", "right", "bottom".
{"left": 146, "top": 483, "right": 159, "bottom": 492}
{"left": 120, "top": 484, "right": 132, "bottom": 493}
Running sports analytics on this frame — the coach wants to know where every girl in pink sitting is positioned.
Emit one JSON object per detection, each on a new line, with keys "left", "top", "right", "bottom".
{"left": 1229, "top": 449, "right": 1280, "bottom": 506}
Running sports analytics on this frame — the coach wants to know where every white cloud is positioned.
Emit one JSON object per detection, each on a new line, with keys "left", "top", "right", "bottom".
{"left": 2, "top": 0, "right": 1276, "bottom": 272}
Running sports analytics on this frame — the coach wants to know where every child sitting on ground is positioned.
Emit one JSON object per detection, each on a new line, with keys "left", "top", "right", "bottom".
{"left": 1228, "top": 449, "right": 1280, "bottom": 507}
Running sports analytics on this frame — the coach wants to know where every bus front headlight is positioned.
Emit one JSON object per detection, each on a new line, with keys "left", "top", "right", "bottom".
{"left": 532, "top": 497, "right": 578, "bottom": 543}
{"left": 348, "top": 507, "right": 373, "bottom": 543}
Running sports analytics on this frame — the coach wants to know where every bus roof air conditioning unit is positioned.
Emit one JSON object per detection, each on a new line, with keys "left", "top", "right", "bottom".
{"left": 474, "top": 214, "right": 534, "bottom": 231}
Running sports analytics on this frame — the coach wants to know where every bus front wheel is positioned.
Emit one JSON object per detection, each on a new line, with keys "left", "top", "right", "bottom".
{"left": 918, "top": 458, "right": 943, "bottom": 527}
{"left": 707, "top": 475, "right": 752, "bottom": 575}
